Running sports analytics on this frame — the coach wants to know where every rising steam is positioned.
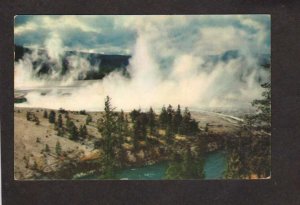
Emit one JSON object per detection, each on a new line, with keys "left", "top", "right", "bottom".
{"left": 14, "top": 16, "right": 270, "bottom": 111}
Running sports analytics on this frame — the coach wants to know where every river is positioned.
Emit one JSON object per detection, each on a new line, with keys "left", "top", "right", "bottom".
{"left": 75, "top": 151, "right": 227, "bottom": 180}
{"left": 117, "top": 151, "right": 227, "bottom": 180}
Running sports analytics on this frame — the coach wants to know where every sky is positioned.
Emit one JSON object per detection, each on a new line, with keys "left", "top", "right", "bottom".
{"left": 14, "top": 15, "right": 271, "bottom": 111}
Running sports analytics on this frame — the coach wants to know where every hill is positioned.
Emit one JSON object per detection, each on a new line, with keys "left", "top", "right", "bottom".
{"left": 14, "top": 45, "right": 131, "bottom": 80}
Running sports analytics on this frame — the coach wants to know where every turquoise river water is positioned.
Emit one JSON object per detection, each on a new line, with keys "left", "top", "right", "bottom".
{"left": 76, "top": 151, "right": 227, "bottom": 180}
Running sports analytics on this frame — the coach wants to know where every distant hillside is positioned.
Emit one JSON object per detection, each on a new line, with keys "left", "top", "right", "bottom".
{"left": 207, "top": 50, "right": 270, "bottom": 68}
{"left": 14, "top": 45, "right": 131, "bottom": 80}
{"left": 15, "top": 45, "right": 270, "bottom": 81}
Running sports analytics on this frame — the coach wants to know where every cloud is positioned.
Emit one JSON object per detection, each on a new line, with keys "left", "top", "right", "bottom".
{"left": 14, "top": 15, "right": 270, "bottom": 111}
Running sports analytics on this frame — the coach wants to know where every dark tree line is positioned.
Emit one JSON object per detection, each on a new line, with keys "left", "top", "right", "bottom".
{"left": 45, "top": 109, "right": 89, "bottom": 141}
{"left": 225, "top": 82, "right": 271, "bottom": 179}
{"left": 95, "top": 96, "right": 203, "bottom": 179}
{"left": 159, "top": 105, "right": 199, "bottom": 136}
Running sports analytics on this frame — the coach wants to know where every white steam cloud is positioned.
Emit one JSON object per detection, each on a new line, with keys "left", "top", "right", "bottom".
{"left": 14, "top": 15, "right": 270, "bottom": 111}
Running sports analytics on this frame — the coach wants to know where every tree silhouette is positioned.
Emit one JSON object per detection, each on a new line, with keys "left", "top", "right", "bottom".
{"left": 68, "top": 121, "right": 79, "bottom": 141}
{"left": 159, "top": 105, "right": 168, "bottom": 128}
{"left": 57, "top": 114, "right": 63, "bottom": 128}
{"left": 173, "top": 105, "right": 183, "bottom": 134}
{"left": 86, "top": 115, "right": 92, "bottom": 125}
{"left": 98, "top": 96, "right": 119, "bottom": 178}
{"left": 49, "top": 111, "right": 56, "bottom": 124}
{"left": 147, "top": 107, "right": 156, "bottom": 135}
{"left": 225, "top": 82, "right": 271, "bottom": 179}
{"left": 55, "top": 141, "right": 62, "bottom": 156}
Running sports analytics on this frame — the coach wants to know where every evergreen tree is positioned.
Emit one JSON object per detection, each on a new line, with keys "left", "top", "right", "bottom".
{"left": 165, "top": 152, "right": 183, "bottom": 179}
{"left": 194, "top": 140, "right": 206, "bottom": 179}
{"left": 147, "top": 107, "right": 156, "bottom": 135}
{"left": 165, "top": 146, "right": 205, "bottom": 179}
{"left": 66, "top": 117, "right": 72, "bottom": 131}
{"left": 165, "top": 124, "right": 174, "bottom": 144}
{"left": 181, "top": 148, "right": 197, "bottom": 178}
{"left": 173, "top": 105, "right": 183, "bottom": 133}
{"left": 179, "top": 107, "right": 191, "bottom": 134}
{"left": 166, "top": 104, "right": 174, "bottom": 127}
{"left": 69, "top": 122, "right": 79, "bottom": 141}
{"left": 83, "top": 125, "right": 88, "bottom": 137}
{"left": 130, "top": 109, "right": 141, "bottom": 122}
{"left": 132, "top": 115, "right": 147, "bottom": 147}
{"left": 55, "top": 141, "right": 62, "bottom": 156}
{"left": 79, "top": 124, "right": 88, "bottom": 139}
{"left": 116, "top": 110, "right": 127, "bottom": 145}
{"left": 57, "top": 114, "right": 63, "bottom": 128}
{"left": 98, "top": 96, "right": 119, "bottom": 178}
{"left": 189, "top": 119, "right": 199, "bottom": 135}
{"left": 225, "top": 82, "right": 271, "bottom": 179}
{"left": 225, "top": 151, "right": 242, "bottom": 179}
{"left": 248, "top": 82, "right": 271, "bottom": 133}
{"left": 177, "top": 107, "right": 199, "bottom": 135}
{"left": 86, "top": 115, "right": 92, "bottom": 125}
{"left": 49, "top": 111, "right": 56, "bottom": 124}
{"left": 159, "top": 105, "right": 168, "bottom": 128}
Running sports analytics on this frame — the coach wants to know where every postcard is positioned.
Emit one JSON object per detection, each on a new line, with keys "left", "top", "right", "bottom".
{"left": 14, "top": 15, "right": 271, "bottom": 180}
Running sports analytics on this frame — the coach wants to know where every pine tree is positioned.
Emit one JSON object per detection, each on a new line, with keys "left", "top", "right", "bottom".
{"left": 166, "top": 104, "right": 174, "bottom": 129}
{"left": 189, "top": 119, "right": 199, "bottom": 135}
{"left": 98, "top": 96, "right": 118, "bottom": 178}
{"left": 49, "top": 111, "right": 56, "bottom": 124}
{"left": 159, "top": 105, "right": 168, "bottom": 128}
{"left": 176, "top": 107, "right": 199, "bottom": 135}
{"left": 247, "top": 83, "right": 271, "bottom": 178}
{"left": 86, "top": 115, "right": 92, "bottom": 125}
{"left": 173, "top": 105, "right": 183, "bottom": 134}
{"left": 83, "top": 125, "right": 88, "bottom": 137}
{"left": 57, "top": 114, "right": 63, "bottom": 128}
{"left": 79, "top": 124, "right": 88, "bottom": 139}
{"left": 116, "top": 110, "right": 126, "bottom": 145}
{"left": 132, "top": 115, "right": 147, "bottom": 147}
{"left": 181, "top": 148, "right": 197, "bottom": 178}
{"left": 165, "top": 152, "right": 183, "bottom": 179}
{"left": 130, "top": 109, "right": 141, "bottom": 122}
{"left": 55, "top": 141, "right": 62, "bottom": 156}
{"left": 147, "top": 107, "right": 156, "bottom": 135}
{"left": 165, "top": 145, "right": 205, "bottom": 179}
{"left": 248, "top": 82, "right": 271, "bottom": 133}
{"left": 225, "top": 151, "right": 242, "bottom": 179}
{"left": 66, "top": 117, "right": 72, "bottom": 131}
{"left": 179, "top": 107, "right": 191, "bottom": 134}
{"left": 69, "top": 122, "right": 79, "bottom": 141}
{"left": 79, "top": 125, "right": 84, "bottom": 139}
